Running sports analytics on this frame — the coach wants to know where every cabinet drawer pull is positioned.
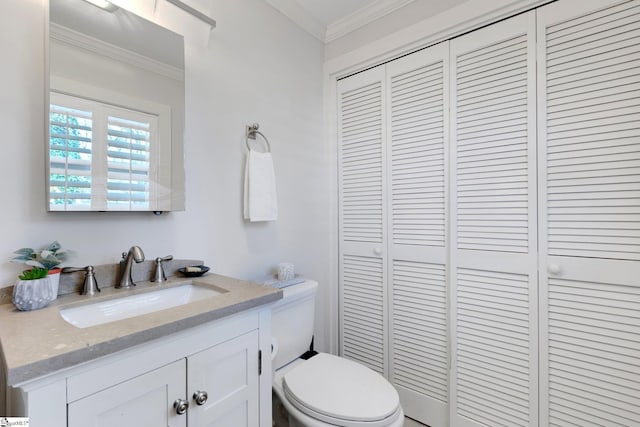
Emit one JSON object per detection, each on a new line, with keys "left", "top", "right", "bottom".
{"left": 193, "top": 390, "right": 209, "bottom": 406}
{"left": 173, "top": 398, "right": 189, "bottom": 415}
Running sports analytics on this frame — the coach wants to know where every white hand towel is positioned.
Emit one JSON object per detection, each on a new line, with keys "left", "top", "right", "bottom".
{"left": 243, "top": 150, "right": 278, "bottom": 222}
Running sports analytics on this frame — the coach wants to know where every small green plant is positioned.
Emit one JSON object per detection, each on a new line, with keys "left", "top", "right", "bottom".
{"left": 18, "top": 267, "right": 49, "bottom": 280}
{"left": 12, "top": 241, "right": 70, "bottom": 270}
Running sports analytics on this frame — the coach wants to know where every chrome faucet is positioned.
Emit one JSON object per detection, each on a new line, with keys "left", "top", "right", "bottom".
{"left": 117, "top": 246, "right": 145, "bottom": 288}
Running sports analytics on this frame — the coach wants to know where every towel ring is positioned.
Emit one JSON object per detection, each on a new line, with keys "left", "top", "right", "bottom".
{"left": 245, "top": 123, "right": 271, "bottom": 152}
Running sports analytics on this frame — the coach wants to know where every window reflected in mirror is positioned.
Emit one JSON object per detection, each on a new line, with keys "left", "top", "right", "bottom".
{"left": 48, "top": 0, "right": 185, "bottom": 212}
{"left": 49, "top": 93, "right": 160, "bottom": 210}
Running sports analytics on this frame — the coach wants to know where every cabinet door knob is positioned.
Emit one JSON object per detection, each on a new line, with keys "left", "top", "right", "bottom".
{"left": 373, "top": 247, "right": 382, "bottom": 256}
{"left": 173, "top": 398, "right": 189, "bottom": 415}
{"left": 193, "top": 390, "right": 209, "bottom": 406}
{"left": 548, "top": 264, "right": 561, "bottom": 275}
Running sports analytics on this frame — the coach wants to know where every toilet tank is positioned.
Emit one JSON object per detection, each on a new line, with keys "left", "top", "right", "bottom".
{"left": 271, "top": 280, "right": 318, "bottom": 370}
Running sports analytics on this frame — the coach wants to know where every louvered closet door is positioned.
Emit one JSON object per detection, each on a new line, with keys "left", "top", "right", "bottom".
{"left": 450, "top": 12, "right": 538, "bottom": 427}
{"left": 537, "top": 1, "right": 640, "bottom": 426}
{"left": 337, "top": 66, "right": 388, "bottom": 376}
{"left": 385, "top": 42, "right": 449, "bottom": 427}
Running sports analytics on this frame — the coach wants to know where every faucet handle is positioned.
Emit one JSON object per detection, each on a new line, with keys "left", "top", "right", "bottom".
{"left": 151, "top": 255, "right": 173, "bottom": 283}
{"left": 62, "top": 266, "right": 88, "bottom": 274}
{"left": 62, "top": 266, "right": 100, "bottom": 295}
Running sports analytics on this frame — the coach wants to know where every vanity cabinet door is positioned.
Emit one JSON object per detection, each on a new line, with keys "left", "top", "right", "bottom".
{"left": 187, "top": 330, "right": 260, "bottom": 427}
{"left": 67, "top": 359, "right": 187, "bottom": 427}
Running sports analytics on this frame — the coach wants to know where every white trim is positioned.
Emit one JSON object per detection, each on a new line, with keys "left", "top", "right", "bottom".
{"left": 50, "top": 77, "right": 171, "bottom": 134}
{"left": 264, "top": 0, "right": 418, "bottom": 43}
{"left": 325, "top": 0, "right": 416, "bottom": 43}
{"left": 324, "top": 60, "right": 339, "bottom": 356}
{"left": 325, "top": 0, "right": 549, "bottom": 77}
{"left": 264, "top": 0, "right": 326, "bottom": 41}
{"left": 50, "top": 22, "right": 184, "bottom": 82}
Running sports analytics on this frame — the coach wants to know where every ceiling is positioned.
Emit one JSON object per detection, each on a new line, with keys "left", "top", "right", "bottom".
{"left": 265, "top": 0, "right": 418, "bottom": 43}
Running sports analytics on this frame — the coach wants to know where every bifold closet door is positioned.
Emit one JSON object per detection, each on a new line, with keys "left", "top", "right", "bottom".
{"left": 537, "top": 1, "right": 640, "bottom": 425}
{"left": 337, "top": 66, "right": 388, "bottom": 376}
{"left": 450, "top": 11, "right": 538, "bottom": 427}
{"left": 385, "top": 42, "right": 449, "bottom": 427}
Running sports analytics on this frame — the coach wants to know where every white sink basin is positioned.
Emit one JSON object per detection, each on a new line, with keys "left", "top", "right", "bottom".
{"left": 60, "top": 285, "right": 223, "bottom": 328}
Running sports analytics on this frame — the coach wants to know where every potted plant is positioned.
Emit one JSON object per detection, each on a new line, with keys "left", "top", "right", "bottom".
{"left": 12, "top": 267, "right": 56, "bottom": 311}
{"left": 12, "top": 241, "right": 70, "bottom": 300}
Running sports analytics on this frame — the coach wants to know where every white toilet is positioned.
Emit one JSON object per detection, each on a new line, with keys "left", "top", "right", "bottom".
{"left": 271, "top": 280, "right": 404, "bottom": 427}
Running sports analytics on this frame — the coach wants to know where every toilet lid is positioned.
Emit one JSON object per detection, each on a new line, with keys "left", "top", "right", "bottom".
{"left": 283, "top": 353, "right": 400, "bottom": 426}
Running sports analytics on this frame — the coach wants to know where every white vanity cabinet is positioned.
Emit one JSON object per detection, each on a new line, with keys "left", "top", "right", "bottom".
{"left": 11, "top": 307, "right": 271, "bottom": 427}
{"left": 68, "top": 330, "right": 259, "bottom": 427}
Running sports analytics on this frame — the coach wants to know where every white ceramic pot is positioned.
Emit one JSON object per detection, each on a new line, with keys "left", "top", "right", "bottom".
{"left": 48, "top": 267, "right": 62, "bottom": 300}
{"left": 12, "top": 277, "right": 55, "bottom": 311}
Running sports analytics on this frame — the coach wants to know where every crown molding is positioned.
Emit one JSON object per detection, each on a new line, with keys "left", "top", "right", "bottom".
{"left": 265, "top": 0, "right": 416, "bottom": 43}
{"left": 50, "top": 23, "right": 184, "bottom": 82}
{"left": 325, "top": 0, "right": 548, "bottom": 76}
{"left": 325, "top": 0, "right": 416, "bottom": 43}
{"left": 264, "top": 0, "right": 326, "bottom": 42}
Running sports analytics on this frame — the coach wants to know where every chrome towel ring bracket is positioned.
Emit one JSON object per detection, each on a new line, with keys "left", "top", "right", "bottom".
{"left": 245, "top": 123, "right": 271, "bottom": 152}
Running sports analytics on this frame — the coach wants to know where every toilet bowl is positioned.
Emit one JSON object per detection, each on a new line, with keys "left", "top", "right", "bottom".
{"left": 271, "top": 280, "right": 404, "bottom": 427}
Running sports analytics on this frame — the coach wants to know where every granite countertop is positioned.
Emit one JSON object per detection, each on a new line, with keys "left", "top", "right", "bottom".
{"left": 0, "top": 273, "right": 282, "bottom": 386}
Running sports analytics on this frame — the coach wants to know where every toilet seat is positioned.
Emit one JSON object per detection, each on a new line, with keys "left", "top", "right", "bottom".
{"left": 282, "top": 353, "right": 401, "bottom": 427}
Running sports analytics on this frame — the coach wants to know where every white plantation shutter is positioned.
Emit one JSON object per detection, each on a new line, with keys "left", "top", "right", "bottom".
{"left": 338, "top": 65, "right": 387, "bottom": 376}
{"left": 537, "top": 1, "right": 640, "bottom": 425}
{"left": 106, "top": 111, "right": 157, "bottom": 210}
{"left": 450, "top": 12, "right": 538, "bottom": 427}
{"left": 48, "top": 92, "right": 158, "bottom": 211}
{"left": 49, "top": 99, "right": 93, "bottom": 210}
{"left": 386, "top": 43, "right": 449, "bottom": 427}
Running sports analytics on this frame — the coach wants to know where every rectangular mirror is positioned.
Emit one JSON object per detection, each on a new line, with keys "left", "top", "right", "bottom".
{"left": 48, "top": 0, "right": 185, "bottom": 212}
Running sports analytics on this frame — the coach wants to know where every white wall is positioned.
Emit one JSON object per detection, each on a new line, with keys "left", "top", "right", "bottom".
{"left": 0, "top": 0, "right": 331, "bottom": 350}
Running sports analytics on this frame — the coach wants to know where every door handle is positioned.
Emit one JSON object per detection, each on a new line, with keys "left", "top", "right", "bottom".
{"left": 548, "top": 264, "right": 561, "bottom": 275}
